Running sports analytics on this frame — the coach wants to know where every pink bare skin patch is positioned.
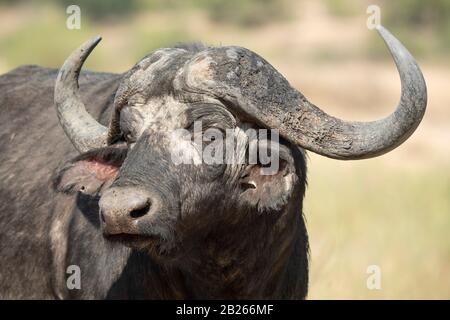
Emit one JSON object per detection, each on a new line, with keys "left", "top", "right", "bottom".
{"left": 54, "top": 147, "right": 127, "bottom": 195}
{"left": 83, "top": 158, "right": 121, "bottom": 181}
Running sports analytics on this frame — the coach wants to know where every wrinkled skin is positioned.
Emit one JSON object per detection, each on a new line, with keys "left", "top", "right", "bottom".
{"left": 0, "top": 44, "right": 309, "bottom": 299}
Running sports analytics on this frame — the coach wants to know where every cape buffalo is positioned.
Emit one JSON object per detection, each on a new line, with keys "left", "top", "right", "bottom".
{"left": 0, "top": 26, "right": 426, "bottom": 299}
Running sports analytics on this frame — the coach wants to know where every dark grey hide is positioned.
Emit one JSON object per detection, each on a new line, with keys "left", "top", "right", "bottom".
{"left": 0, "top": 44, "right": 309, "bottom": 299}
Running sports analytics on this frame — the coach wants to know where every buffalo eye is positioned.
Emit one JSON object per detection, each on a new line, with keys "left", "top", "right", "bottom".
{"left": 123, "top": 131, "right": 137, "bottom": 144}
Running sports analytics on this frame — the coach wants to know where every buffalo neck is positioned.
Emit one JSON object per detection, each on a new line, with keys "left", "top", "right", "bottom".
{"left": 176, "top": 198, "right": 306, "bottom": 299}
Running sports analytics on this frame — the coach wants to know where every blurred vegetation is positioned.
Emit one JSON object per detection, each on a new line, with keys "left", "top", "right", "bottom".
{"left": 0, "top": 0, "right": 289, "bottom": 25}
{"left": 0, "top": 0, "right": 291, "bottom": 71}
{"left": 385, "top": 0, "right": 450, "bottom": 35}
{"left": 0, "top": 0, "right": 448, "bottom": 68}
{"left": 366, "top": 0, "right": 450, "bottom": 58}
{"left": 58, "top": 0, "right": 139, "bottom": 19}
{"left": 323, "top": 0, "right": 359, "bottom": 17}
{"left": 306, "top": 156, "right": 450, "bottom": 299}
{"left": 194, "top": 0, "right": 289, "bottom": 27}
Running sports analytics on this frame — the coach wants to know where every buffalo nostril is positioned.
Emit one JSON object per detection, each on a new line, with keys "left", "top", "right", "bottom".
{"left": 100, "top": 211, "right": 106, "bottom": 223}
{"left": 129, "top": 201, "right": 151, "bottom": 219}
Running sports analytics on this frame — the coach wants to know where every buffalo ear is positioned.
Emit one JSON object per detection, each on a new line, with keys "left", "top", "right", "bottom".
{"left": 239, "top": 151, "right": 298, "bottom": 214}
{"left": 53, "top": 147, "right": 127, "bottom": 196}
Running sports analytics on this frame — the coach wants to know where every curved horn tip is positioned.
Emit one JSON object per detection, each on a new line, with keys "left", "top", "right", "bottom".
{"left": 272, "top": 24, "right": 427, "bottom": 160}
{"left": 89, "top": 35, "right": 102, "bottom": 47}
{"left": 79, "top": 35, "right": 102, "bottom": 57}
{"left": 54, "top": 35, "right": 108, "bottom": 153}
{"left": 375, "top": 24, "right": 384, "bottom": 32}
{"left": 374, "top": 24, "right": 411, "bottom": 59}
{"left": 375, "top": 25, "right": 398, "bottom": 47}
{"left": 56, "top": 35, "right": 103, "bottom": 93}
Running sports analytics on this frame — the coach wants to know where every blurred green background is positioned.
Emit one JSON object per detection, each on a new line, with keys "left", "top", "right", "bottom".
{"left": 0, "top": 0, "right": 448, "bottom": 299}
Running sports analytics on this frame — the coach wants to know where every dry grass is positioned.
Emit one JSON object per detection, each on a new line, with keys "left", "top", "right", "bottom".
{"left": 306, "top": 155, "right": 450, "bottom": 299}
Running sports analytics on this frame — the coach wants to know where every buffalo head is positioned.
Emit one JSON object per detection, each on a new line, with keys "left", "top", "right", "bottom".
{"left": 53, "top": 26, "right": 427, "bottom": 260}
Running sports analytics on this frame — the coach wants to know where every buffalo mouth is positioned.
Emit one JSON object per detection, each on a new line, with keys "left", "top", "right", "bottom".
{"left": 104, "top": 233, "right": 160, "bottom": 250}
{"left": 103, "top": 233, "right": 180, "bottom": 263}
{"left": 103, "top": 233, "right": 177, "bottom": 259}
